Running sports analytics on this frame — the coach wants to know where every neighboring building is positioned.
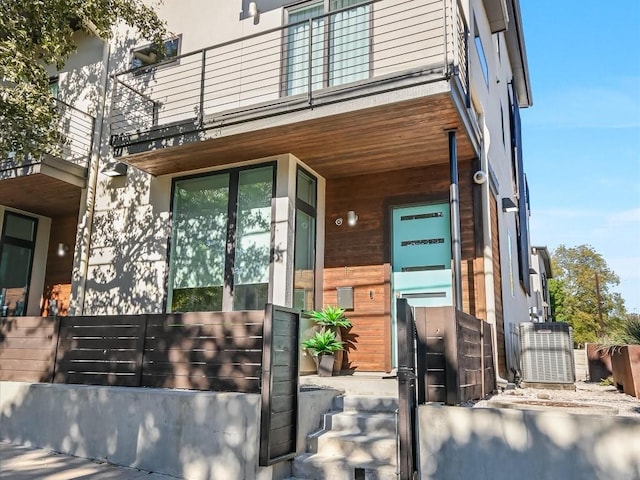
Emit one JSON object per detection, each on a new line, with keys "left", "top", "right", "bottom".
{"left": 529, "top": 245, "right": 553, "bottom": 322}
{"left": 1, "top": 0, "right": 534, "bottom": 381}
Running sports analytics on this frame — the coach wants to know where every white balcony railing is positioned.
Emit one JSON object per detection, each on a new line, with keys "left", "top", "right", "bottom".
{"left": 110, "top": 0, "right": 468, "bottom": 151}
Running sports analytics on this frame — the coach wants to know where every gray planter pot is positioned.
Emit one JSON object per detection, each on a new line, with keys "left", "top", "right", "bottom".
{"left": 318, "top": 354, "right": 335, "bottom": 377}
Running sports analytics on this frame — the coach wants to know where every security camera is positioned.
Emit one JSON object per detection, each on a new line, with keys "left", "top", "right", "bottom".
{"left": 473, "top": 170, "right": 487, "bottom": 185}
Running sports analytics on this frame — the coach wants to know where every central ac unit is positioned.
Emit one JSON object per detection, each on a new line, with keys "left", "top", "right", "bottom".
{"left": 519, "top": 322, "right": 575, "bottom": 386}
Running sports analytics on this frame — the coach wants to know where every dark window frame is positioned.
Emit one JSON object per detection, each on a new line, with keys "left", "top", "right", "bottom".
{"left": 0, "top": 211, "right": 39, "bottom": 316}
{"left": 293, "top": 165, "right": 318, "bottom": 311}
{"left": 165, "top": 162, "right": 277, "bottom": 313}
{"left": 130, "top": 34, "right": 183, "bottom": 74}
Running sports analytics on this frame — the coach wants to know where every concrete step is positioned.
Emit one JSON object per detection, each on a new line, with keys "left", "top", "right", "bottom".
{"left": 325, "top": 411, "right": 397, "bottom": 434}
{"left": 292, "top": 453, "right": 397, "bottom": 480}
{"left": 314, "top": 431, "right": 397, "bottom": 465}
{"left": 334, "top": 395, "right": 398, "bottom": 413}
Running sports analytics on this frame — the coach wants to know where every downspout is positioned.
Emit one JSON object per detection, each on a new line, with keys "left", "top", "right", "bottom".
{"left": 71, "top": 38, "right": 111, "bottom": 315}
{"left": 479, "top": 116, "right": 510, "bottom": 388}
{"left": 448, "top": 129, "right": 463, "bottom": 310}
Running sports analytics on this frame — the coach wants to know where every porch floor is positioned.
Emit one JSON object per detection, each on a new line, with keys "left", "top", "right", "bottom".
{"left": 300, "top": 372, "right": 398, "bottom": 397}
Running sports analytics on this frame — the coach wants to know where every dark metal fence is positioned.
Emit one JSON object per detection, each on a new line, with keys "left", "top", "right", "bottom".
{"left": 110, "top": 0, "right": 467, "bottom": 150}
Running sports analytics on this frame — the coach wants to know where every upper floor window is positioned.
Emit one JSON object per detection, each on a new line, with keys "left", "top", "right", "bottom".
{"left": 473, "top": 17, "right": 489, "bottom": 86}
{"left": 285, "top": 0, "right": 370, "bottom": 95}
{"left": 130, "top": 36, "right": 181, "bottom": 71}
{"left": 49, "top": 77, "right": 59, "bottom": 98}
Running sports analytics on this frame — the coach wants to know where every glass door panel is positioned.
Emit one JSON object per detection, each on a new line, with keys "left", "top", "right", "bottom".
{"left": 233, "top": 166, "right": 273, "bottom": 310}
{"left": 286, "top": 2, "right": 325, "bottom": 95}
{"left": 293, "top": 209, "right": 315, "bottom": 311}
{"left": 330, "top": 0, "right": 370, "bottom": 86}
{"left": 168, "top": 174, "right": 230, "bottom": 312}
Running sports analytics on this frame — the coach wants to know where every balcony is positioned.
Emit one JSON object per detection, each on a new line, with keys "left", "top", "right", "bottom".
{"left": 110, "top": 0, "right": 475, "bottom": 177}
{"left": 0, "top": 100, "right": 95, "bottom": 217}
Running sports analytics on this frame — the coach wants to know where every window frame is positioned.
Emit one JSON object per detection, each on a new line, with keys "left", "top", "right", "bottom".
{"left": 0, "top": 211, "right": 39, "bottom": 316}
{"left": 473, "top": 16, "right": 489, "bottom": 86}
{"left": 130, "top": 34, "right": 183, "bottom": 74}
{"left": 293, "top": 165, "right": 318, "bottom": 311}
{"left": 281, "top": 0, "right": 373, "bottom": 97}
{"left": 165, "top": 162, "right": 277, "bottom": 313}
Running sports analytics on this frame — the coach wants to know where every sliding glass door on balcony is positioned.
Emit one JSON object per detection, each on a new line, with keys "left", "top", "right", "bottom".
{"left": 285, "top": 0, "right": 370, "bottom": 96}
{"left": 167, "top": 165, "right": 274, "bottom": 312}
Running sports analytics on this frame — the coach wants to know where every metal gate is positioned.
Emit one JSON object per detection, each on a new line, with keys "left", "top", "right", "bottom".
{"left": 397, "top": 298, "right": 418, "bottom": 479}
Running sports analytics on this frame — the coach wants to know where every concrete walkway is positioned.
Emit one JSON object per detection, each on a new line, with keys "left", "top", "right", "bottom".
{"left": 0, "top": 442, "right": 179, "bottom": 479}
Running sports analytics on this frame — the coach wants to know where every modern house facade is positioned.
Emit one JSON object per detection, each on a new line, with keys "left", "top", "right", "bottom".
{"left": 1, "top": 0, "right": 533, "bottom": 380}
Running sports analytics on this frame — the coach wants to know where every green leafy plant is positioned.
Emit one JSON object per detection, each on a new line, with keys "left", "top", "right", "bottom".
{"left": 596, "top": 317, "right": 640, "bottom": 354}
{"left": 304, "top": 306, "right": 352, "bottom": 329}
{"left": 302, "top": 330, "right": 344, "bottom": 357}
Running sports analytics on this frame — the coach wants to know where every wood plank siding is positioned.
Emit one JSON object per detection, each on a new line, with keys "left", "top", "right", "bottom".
{"left": 490, "top": 191, "right": 507, "bottom": 378}
{"left": 121, "top": 94, "right": 476, "bottom": 179}
{"left": 0, "top": 316, "right": 59, "bottom": 382}
{"left": 41, "top": 214, "right": 78, "bottom": 316}
{"left": 324, "top": 161, "right": 485, "bottom": 371}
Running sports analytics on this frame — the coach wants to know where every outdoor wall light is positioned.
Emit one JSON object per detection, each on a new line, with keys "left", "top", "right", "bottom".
{"left": 347, "top": 210, "right": 359, "bottom": 227}
{"left": 57, "top": 243, "right": 70, "bottom": 257}
{"left": 248, "top": 1, "right": 259, "bottom": 17}
{"left": 102, "top": 162, "right": 128, "bottom": 177}
{"left": 501, "top": 198, "right": 518, "bottom": 213}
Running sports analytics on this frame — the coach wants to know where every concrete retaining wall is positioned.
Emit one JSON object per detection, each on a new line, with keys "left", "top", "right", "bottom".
{"left": 0, "top": 382, "right": 337, "bottom": 480}
{"left": 419, "top": 404, "right": 640, "bottom": 480}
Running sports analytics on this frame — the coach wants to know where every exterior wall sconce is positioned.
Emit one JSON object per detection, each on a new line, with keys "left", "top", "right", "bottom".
{"left": 248, "top": 2, "right": 259, "bottom": 17}
{"left": 335, "top": 211, "right": 359, "bottom": 227}
{"left": 347, "top": 210, "right": 358, "bottom": 226}
{"left": 102, "top": 162, "right": 128, "bottom": 177}
{"left": 57, "top": 243, "right": 70, "bottom": 257}
{"left": 501, "top": 198, "right": 518, "bottom": 213}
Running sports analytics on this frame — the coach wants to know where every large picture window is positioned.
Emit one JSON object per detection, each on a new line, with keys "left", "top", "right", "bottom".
{"left": 167, "top": 164, "right": 274, "bottom": 312}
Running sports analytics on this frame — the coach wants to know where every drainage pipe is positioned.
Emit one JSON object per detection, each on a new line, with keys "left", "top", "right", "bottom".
{"left": 478, "top": 117, "right": 510, "bottom": 388}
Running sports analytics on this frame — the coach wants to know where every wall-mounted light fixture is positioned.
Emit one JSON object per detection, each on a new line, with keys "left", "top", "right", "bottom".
{"left": 102, "top": 162, "right": 128, "bottom": 177}
{"left": 57, "top": 243, "right": 70, "bottom": 257}
{"left": 501, "top": 198, "right": 518, "bottom": 213}
{"left": 248, "top": 1, "right": 259, "bottom": 17}
{"left": 347, "top": 210, "right": 358, "bottom": 227}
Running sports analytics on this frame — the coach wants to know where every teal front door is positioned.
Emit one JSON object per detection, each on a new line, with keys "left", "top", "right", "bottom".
{"left": 391, "top": 203, "right": 453, "bottom": 365}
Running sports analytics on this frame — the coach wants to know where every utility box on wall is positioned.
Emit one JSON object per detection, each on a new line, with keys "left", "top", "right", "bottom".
{"left": 336, "top": 287, "right": 354, "bottom": 310}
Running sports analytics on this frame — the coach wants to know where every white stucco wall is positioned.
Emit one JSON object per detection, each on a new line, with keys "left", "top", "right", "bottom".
{"left": 467, "top": 0, "right": 531, "bottom": 380}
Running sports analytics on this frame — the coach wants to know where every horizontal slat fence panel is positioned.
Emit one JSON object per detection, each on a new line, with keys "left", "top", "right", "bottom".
{"left": 54, "top": 315, "right": 145, "bottom": 387}
{"left": 142, "top": 311, "right": 265, "bottom": 393}
{"left": 0, "top": 317, "right": 58, "bottom": 383}
{"left": 414, "top": 307, "right": 495, "bottom": 405}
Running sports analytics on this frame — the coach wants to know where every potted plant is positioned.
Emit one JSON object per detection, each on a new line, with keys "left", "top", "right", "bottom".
{"left": 304, "top": 306, "right": 352, "bottom": 374}
{"left": 302, "top": 330, "right": 345, "bottom": 377}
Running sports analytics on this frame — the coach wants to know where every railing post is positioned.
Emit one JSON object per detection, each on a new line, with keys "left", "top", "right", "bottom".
{"left": 199, "top": 49, "right": 207, "bottom": 128}
{"left": 307, "top": 17, "right": 313, "bottom": 104}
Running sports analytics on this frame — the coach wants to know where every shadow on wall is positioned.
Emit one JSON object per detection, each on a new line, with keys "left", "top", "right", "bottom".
{"left": 419, "top": 405, "right": 640, "bottom": 480}
{"left": 0, "top": 382, "right": 272, "bottom": 480}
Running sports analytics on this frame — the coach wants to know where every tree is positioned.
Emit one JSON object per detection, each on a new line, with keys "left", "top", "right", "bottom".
{"left": 549, "top": 244, "right": 627, "bottom": 345}
{"left": 0, "top": 0, "right": 166, "bottom": 160}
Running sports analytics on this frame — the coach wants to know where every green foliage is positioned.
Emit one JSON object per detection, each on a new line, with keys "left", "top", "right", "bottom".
{"left": 304, "top": 306, "right": 352, "bottom": 329}
{"left": 550, "top": 244, "right": 627, "bottom": 346}
{"left": 301, "top": 330, "right": 344, "bottom": 356}
{"left": 0, "top": 0, "right": 167, "bottom": 160}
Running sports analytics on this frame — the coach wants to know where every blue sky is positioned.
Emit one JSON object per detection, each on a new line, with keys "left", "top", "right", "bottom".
{"left": 519, "top": 1, "right": 640, "bottom": 313}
